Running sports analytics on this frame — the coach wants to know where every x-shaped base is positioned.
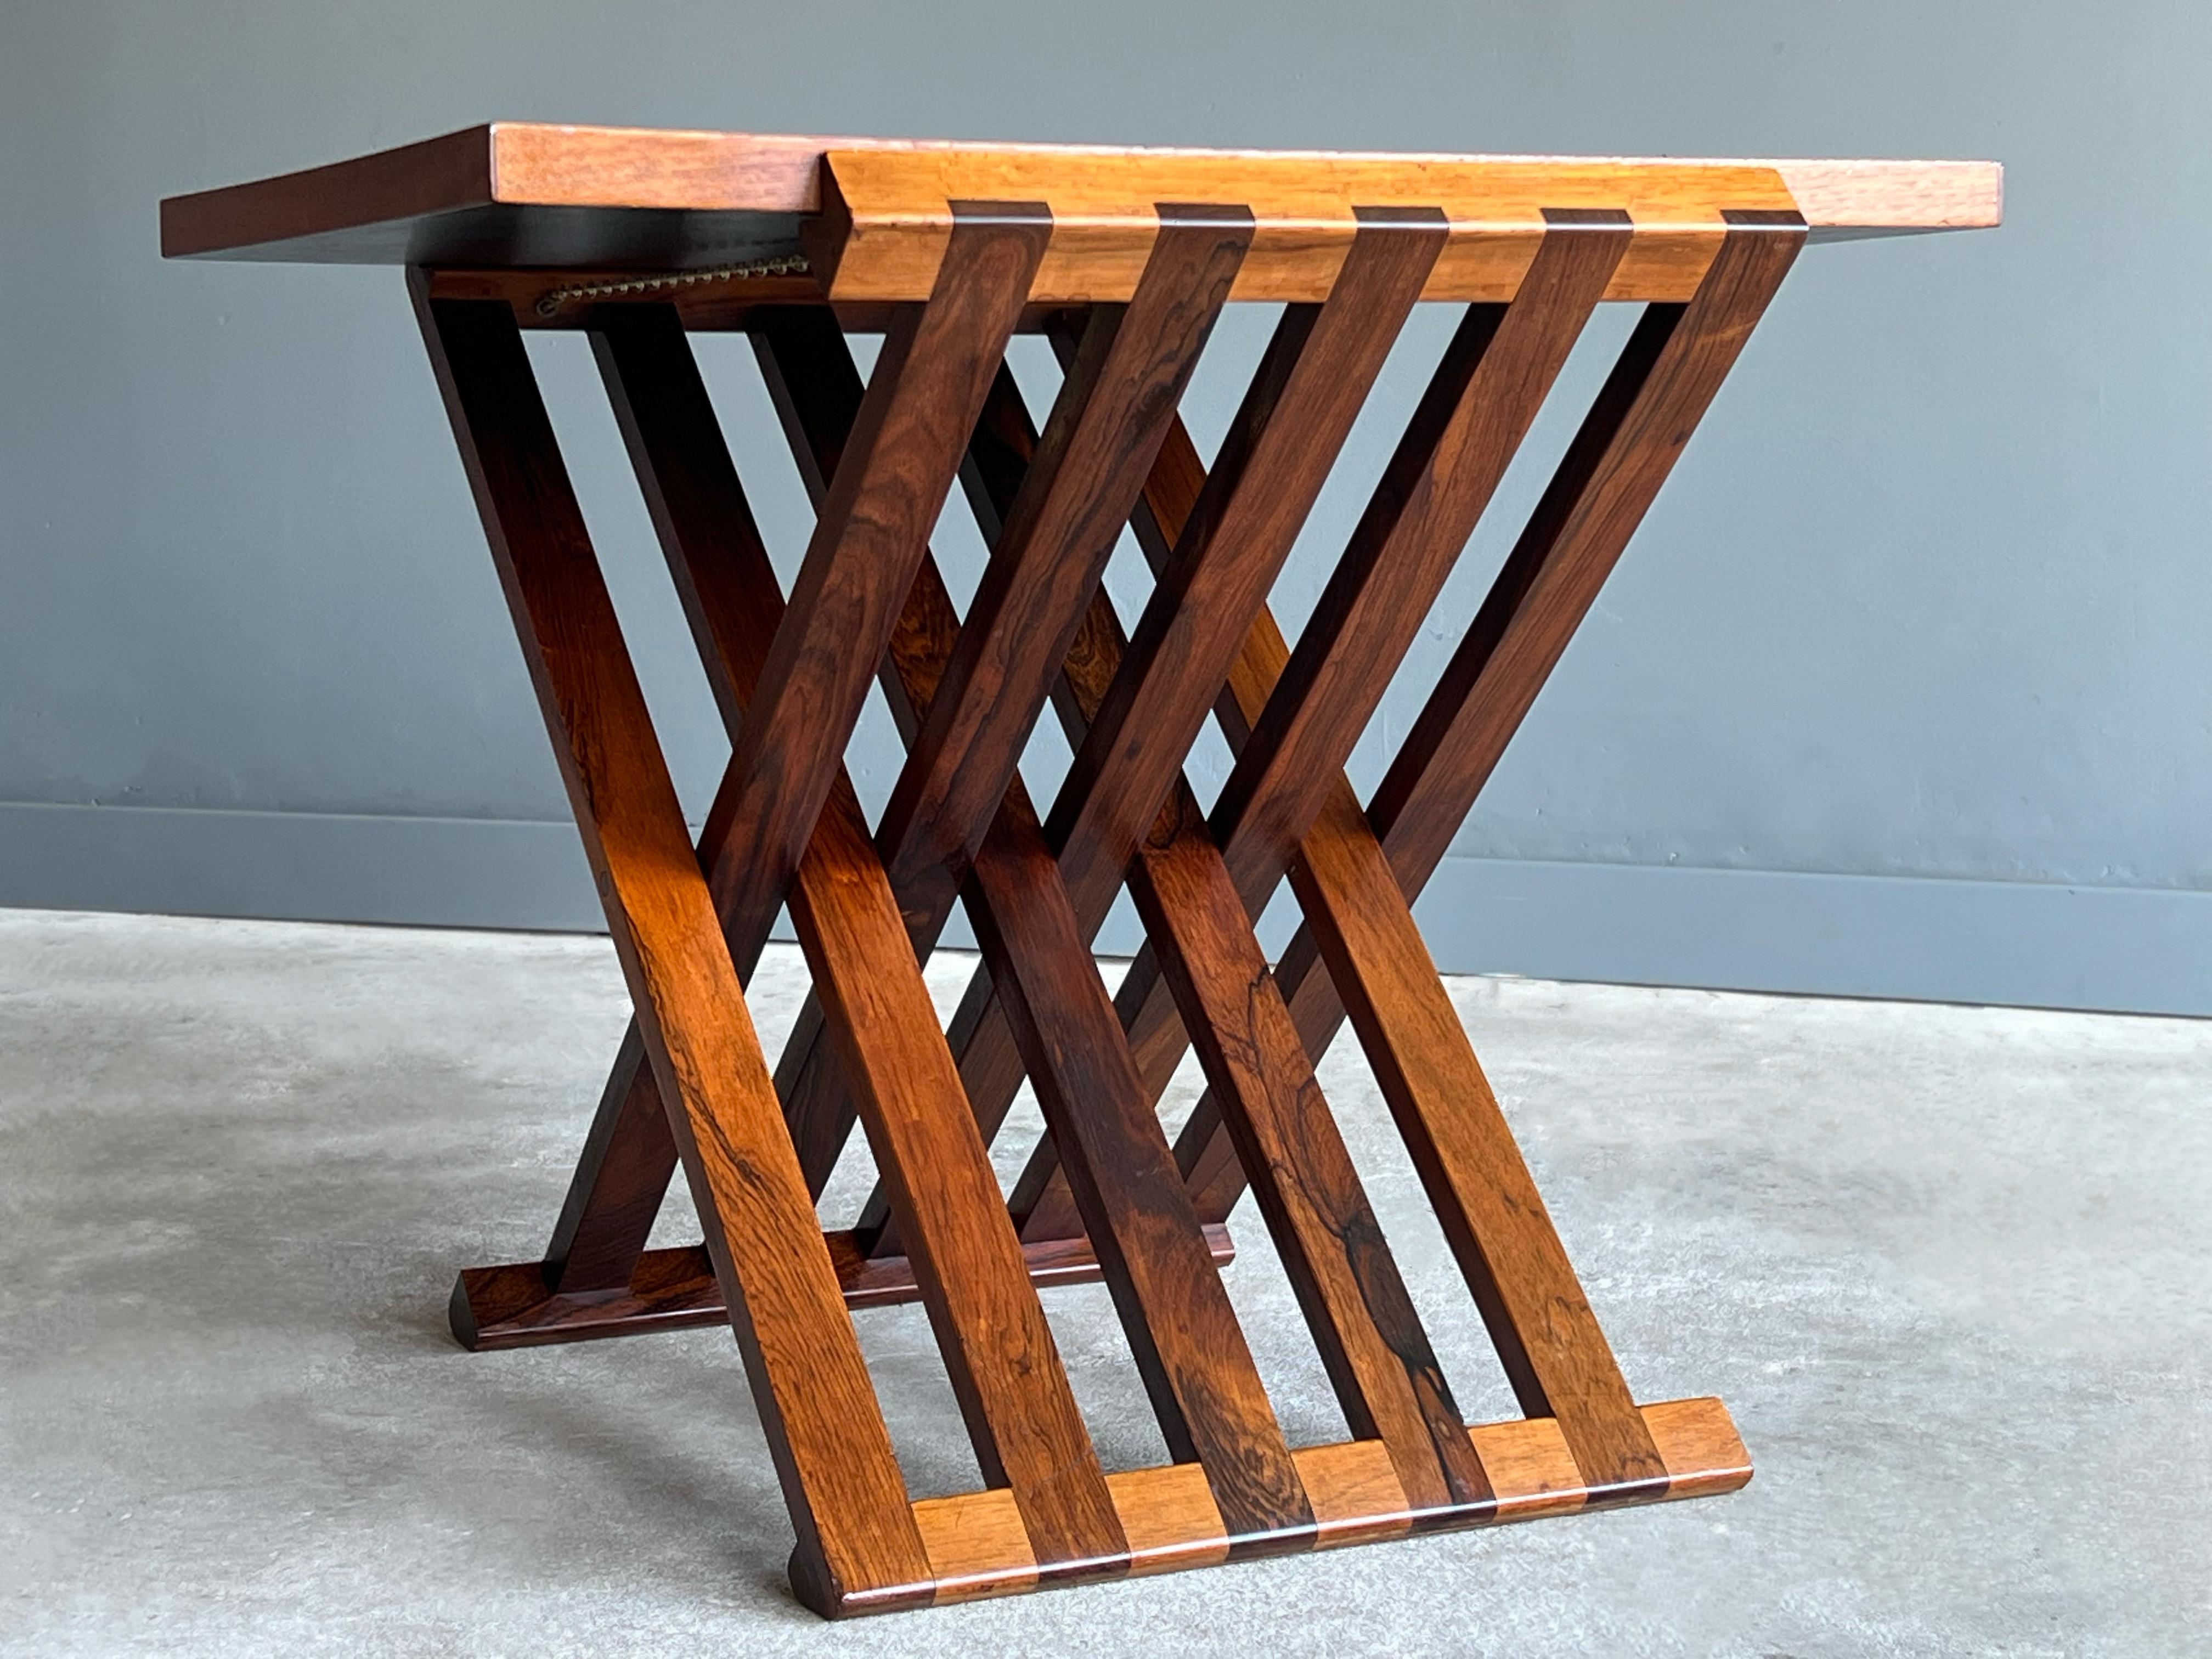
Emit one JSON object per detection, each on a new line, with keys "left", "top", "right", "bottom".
{"left": 421, "top": 174, "right": 1801, "bottom": 1613}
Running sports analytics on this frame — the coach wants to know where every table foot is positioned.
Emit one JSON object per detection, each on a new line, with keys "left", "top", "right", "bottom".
{"left": 449, "top": 1223, "right": 1237, "bottom": 1351}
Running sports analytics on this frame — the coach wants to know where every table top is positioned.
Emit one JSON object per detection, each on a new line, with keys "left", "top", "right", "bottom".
{"left": 161, "top": 122, "right": 2002, "bottom": 272}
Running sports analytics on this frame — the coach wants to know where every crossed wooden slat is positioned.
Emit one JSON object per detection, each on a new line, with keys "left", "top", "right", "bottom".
{"left": 424, "top": 153, "right": 1802, "bottom": 1615}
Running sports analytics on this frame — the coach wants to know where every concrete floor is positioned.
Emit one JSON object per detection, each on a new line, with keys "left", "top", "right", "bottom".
{"left": 0, "top": 908, "right": 2205, "bottom": 1656}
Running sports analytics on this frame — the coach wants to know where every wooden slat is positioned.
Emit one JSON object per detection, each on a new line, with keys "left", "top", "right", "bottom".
{"left": 1022, "top": 214, "right": 1632, "bottom": 1228}
{"left": 159, "top": 121, "right": 2001, "bottom": 267}
{"left": 1125, "top": 814, "right": 1491, "bottom": 1513}
{"left": 1001, "top": 230, "right": 1809, "bottom": 1496}
{"left": 703, "top": 203, "right": 1049, "bottom": 984}
{"left": 938, "top": 351, "right": 1495, "bottom": 1513}
{"left": 892, "top": 1397, "right": 1749, "bottom": 1613}
{"left": 961, "top": 791, "right": 1316, "bottom": 1542}
{"left": 1049, "top": 210, "right": 1448, "bottom": 930}
{"left": 748, "top": 325, "right": 1039, "bottom": 1201}
{"left": 409, "top": 286, "right": 927, "bottom": 1613}
{"left": 592, "top": 307, "right": 1125, "bottom": 1576}
{"left": 1276, "top": 216, "right": 1807, "bottom": 1496}
{"left": 1210, "top": 212, "right": 1632, "bottom": 912}
{"left": 449, "top": 1224, "right": 1239, "bottom": 1351}
{"left": 1180, "top": 212, "right": 1813, "bottom": 1229}
{"left": 872, "top": 206, "right": 1253, "bottom": 943}
{"left": 536, "top": 1022, "right": 674, "bottom": 1294}
{"left": 813, "top": 149, "right": 1776, "bottom": 304}
{"left": 777, "top": 238, "right": 1494, "bottom": 1517}
{"left": 749, "top": 309, "right": 1312, "bottom": 1544}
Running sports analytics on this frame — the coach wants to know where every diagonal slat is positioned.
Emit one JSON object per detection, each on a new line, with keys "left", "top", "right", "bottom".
{"left": 410, "top": 286, "right": 927, "bottom": 1611}
{"left": 769, "top": 205, "right": 1250, "bottom": 1223}
{"left": 540, "top": 212, "right": 1054, "bottom": 1280}
{"left": 1046, "top": 208, "right": 1451, "bottom": 928}
{"left": 1032, "top": 560, "right": 1494, "bottom": 1514}
{"left": 704, "top": 202, "right": 1050, "bottom": 981}
{"left": 753, "top": 312, "right": 1317, "bottom": 1546}
{"left": 1209, "top": 210, "right": 1633, "bottom": 911}
{"left": 873, "top": 206, "right": 1253, "bottom": 935}
{"left": 1180, "top": 210, "right": 1810, "bottom": 1222}
{"left": 851, "top": 323, "right": 1496, "bottom": 1514}
{"left": 1012, "top": 208, "right": 1634, "bottom": 1230}
{"left": 591, "top": 308, "right": 1127, "bottom": 1578}
{"left": 1174, "top": 213, "right": 1808, "bottom": 1490}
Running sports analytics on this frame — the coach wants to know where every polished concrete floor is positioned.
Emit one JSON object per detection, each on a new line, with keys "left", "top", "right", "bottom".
{"left": 1, "top": 906, "right": 2205, "bottom": 1656}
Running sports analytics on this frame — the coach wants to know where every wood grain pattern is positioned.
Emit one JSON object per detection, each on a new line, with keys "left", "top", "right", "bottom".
{"left": 1210, "top": 211, "right": 1631, "bottom": 914}
{"left": 815, "top": 149, "right": 1774, "bottom": 303}
{"left": 593, "top": 304, "right": 1126, "bottom": 1575}
{"left": 450, "top": 1224, "right": 1238, "bottom": 1350}
{"left": 749, "top": 307, "right": 1313, "bottom": 1544}
{"left": 963, "top": 786, "right": 1317, "bottom": 1544}
{"left": 873, "top": 207, "right": 1252, "bottom": 943}
{"left": 537, "top": 1022, "right": 674, "bottom": 1294}
{"left": 1049, "top": 210, "right": 1447, "bottom": 930}
{"left": 882, "top": 1396, "right": 1747, "bottom": 1614}
{"left": 952, "top": 354, "right": 1495, "bottom": 1516}
{"left": 304, "top": 136, "right": 1815, "bottom": 1615}
{"left": 160, "top": 121, "right": 2000, "bottom": 267}
{"left": 747, "top": 319, "right": 1037, "bottom": 1206}
{"left": 703, "top": 204, "right": 1048, "bottom": 984}
{"left": 410, "top": 285, "right": 926, "bottom": 1611}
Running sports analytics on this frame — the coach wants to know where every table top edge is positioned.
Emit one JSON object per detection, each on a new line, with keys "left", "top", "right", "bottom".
{"left": 159, "top": 121, "right": 2005, "bottom": 263}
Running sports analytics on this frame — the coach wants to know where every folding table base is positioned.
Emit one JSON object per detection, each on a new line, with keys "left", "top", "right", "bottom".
{"left": 412, "top": 149, "right": 1805, "bottom": 1616}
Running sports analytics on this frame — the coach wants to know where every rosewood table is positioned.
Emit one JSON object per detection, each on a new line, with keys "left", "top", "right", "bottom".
{"left": 163, "top": 125, "right": 1999, "bottom": 1617}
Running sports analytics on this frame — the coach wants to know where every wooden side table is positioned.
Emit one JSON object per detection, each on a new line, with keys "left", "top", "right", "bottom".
{"left": 163, "top": 127, "right": 2000, "bottom": 1617}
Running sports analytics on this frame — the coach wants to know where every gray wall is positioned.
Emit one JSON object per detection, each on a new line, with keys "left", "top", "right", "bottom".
{"left": 6, "top": 1, "right": 2211, "bottom": 1014}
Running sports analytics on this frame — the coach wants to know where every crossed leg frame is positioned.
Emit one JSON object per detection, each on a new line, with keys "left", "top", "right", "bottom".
{"left": 416, "top": 189, "right": 1802, "bottom": 1616}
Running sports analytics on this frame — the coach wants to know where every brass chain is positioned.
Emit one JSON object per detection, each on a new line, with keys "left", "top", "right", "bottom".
{"left": 532, "top": 252, "right": 812, "bottom": 317}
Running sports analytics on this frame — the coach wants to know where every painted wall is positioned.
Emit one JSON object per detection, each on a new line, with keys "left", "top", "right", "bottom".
{"left": 5, "top": 1, "right": 2209, "bottom": 1013}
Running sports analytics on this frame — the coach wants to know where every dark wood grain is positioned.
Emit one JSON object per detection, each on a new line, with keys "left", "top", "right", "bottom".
{"left": 1021, "top": 212, "right": 1635, "bottom": 1233}
{"left": 162, "top": 122, "right": 1996, "bottom": 267}
{"left": 874, "top": 207, "right": 1252, "bottom": 943}
{"left": 962, "top": 788, "right": 1317, "bottom": 1545}
{"left": 749, "top": 308, "right": 1313, "bottom": 1543}
{"left": 1211, "top": 211, "right": 1631, "bottom": 911}
{"left": 747, "top": 319, "right": 1034, "bottom": 1204}
{"left": 1046, "top": 209, "right": 1448, "bottom": 929}
{"left": 592, "top": 305, "right": 1127, "bottom": 1577}
{"left": 896, "top": 1395, "right": 1751, "bottom": 1610}
{"left": 410, "top": 284, "right": 927, "bottom": 1611}
{"left": 933, "top": 371, "right": 1491, "bottom": 1509}
{"left": 775, "top": 211, "right": 1251, "bottom": 1229}
{"left": 452, "top": 1224, "right": 1238, "bottom": 1350}
{"left": 1182, "top": 213, "right": 1810, "bottom": 1228}
{"left": 702, "top": 203, "right": 1050, "bottom": 983}
{"left": 538, "top": 1022, "right": 675, "bottom": 1294}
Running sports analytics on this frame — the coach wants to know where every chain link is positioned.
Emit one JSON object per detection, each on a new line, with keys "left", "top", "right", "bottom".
{"left": 532, "top": 253, "right": 812, "bottom": 317}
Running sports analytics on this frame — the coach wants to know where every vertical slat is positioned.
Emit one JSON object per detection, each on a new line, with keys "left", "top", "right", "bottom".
{"left": 409, "top": 284, "right": 928, "bottom": 1613}
{"left": 591, "top": 309, "right": 1127, "bottom": 1578}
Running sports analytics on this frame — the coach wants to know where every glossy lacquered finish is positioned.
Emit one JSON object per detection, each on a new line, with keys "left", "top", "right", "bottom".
{"left": 166, "top": 132, "right": 1992, "bottom": 1616}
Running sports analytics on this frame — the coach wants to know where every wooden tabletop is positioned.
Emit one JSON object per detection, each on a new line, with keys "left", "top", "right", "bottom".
{"left": 161, "top": 122, "right": 2001, "bottom": 272}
